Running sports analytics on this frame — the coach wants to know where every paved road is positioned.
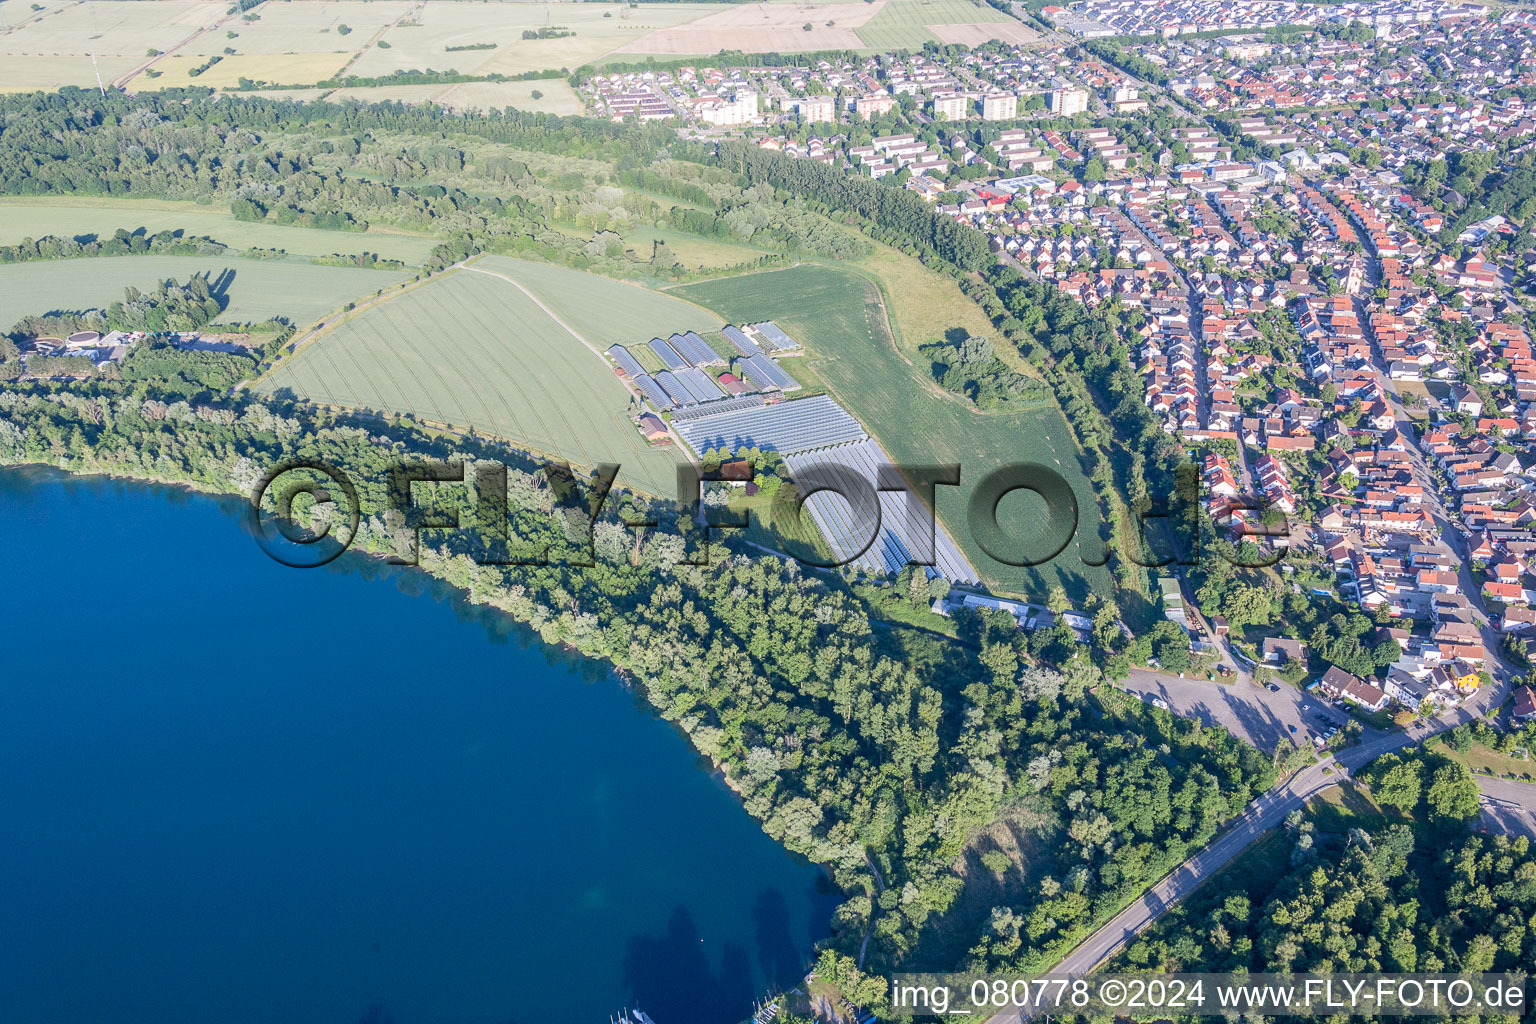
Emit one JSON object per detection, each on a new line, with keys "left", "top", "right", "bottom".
{"left": 987, "top": 706, "right": 1500, "bottom": 1023}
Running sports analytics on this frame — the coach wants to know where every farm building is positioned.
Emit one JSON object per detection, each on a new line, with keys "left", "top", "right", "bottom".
{"left": 675, "top": 394, "right": 865, "bottom": 455}
{"left": 654, "top": 370, "right": 697, "bottom": 407}
{"left": 669, "top": 331, "right": 722, "bottom": 366}
{"left": 722, "top": 325, "right": 765, "bottom": 358}
{"left": 676, "top": 366, "right": 726, "bottom": 403}
{"left": 632, "top": 373, "right": 673, "bottom": 409}
{"left": 648, "top": 337, "right": 689, "bottom": 371}
{"left": 607, "top": 345, "right": 645, "bottom": 378}
{"left": 750, "top": 321, "right": 800, "bottom": 352}
{"left": 717, "top": 372, "right": 754, "bottom": 395}
{"left": 740, "top": 353, "right": 801, "bottom": 392}
{"left": 637, "top": 414, "right": 670, "bottom": 442}
{"left": 671, "top": 394, "right": 764, "bottom": 423}
{"left": 783, "top": 438, "right": 978, "bottom": 583}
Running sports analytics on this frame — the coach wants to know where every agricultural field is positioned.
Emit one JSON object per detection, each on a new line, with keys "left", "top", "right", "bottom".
{"left": 0, "top": 54, "right": 142, "bottom": 92}
{"left": 0, "top": 198, "right": 438, "bottom": 264}
{"left": 146, "top": 51, "right": 350, "bottom": 89}
{"left": 928, "top": 20, "right": 1040, "bottom": 46}
{"left": 178, "top": 1, "right": 408, "bottom": 56}
{"left": 847, "top": 243, "right": 1005, "bottom": 365}
{"left": 351, "top": 2, "right": 718, "bottom": 79}
{"left": 675, "top": 264, "right": 1116, "bottom": 603}
{"left": 0, "top": 254, "right": 407, "bottom": 330}
{"left": 0, "top": 1, "right": 227, "bottom": 65}
{"left": 614, "top": 2, "right": 874, "bottom": 55}
{"left": 323, "top": 83, "right": 448, "bottom": 105}
{"left": 472, "top": 255, "right": 721, "bottom": 349}
{"left": 0, "top": 0, "right": 74, "bottom": 33}
{"left": 255, "top": 267, "right": 692, "bottom": 496}
{"left": 853, "top": 0, "right": 1017, "bottom": 50}
{"left": 436, "top": 79, "right": 585, "bottom": 115}
{"left": 327, "top": 79, "right": 587, "bottom": 116}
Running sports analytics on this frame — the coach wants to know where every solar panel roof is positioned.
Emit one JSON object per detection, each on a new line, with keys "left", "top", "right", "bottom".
{"left": 654, "top": 370, "right": 697, "bottom": 407}
{"left": 670, "top": 331, "right": 721, "bottom": 366}
{"left": 722, "top": 326, "right": 763, "bottom": 358}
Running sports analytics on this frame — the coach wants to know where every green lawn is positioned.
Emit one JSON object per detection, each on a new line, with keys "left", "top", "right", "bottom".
{"left": 0, "top": 254, "right": 408, "bottom": 330}
{"left": 1430, "top": 736, "right": 1536, "bottom": 782}
{"left": 255, "top": 267, "right": 691, "bottom": 496}
{"left": 0, "top": 198, "right": 438, "bottom": 265}
{"left": 673, "top": 264, "right": 1116, "bottom": 603}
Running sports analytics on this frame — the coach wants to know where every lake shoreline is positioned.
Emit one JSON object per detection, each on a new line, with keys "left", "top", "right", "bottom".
{"left": 0, "top": 456, "right": 837, "bottom": 876}
{"left": 0, "top": 464, "right": 838, "bottom": 1023}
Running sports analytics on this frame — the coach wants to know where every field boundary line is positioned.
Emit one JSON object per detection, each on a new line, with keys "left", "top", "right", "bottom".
{"left": 115, "top": 0, "right": 249, "bottom": 90}
{"left": 6, "top": 0, "right": 83, "bottom": 35}
{"left": 462, "top": 261, "right": 705, "bottom": 473}
{"left": 249, "top": 264, "right": 457, "bottom": 389}
{"left": 488, "top": 255, "right": 727, "bottom": 334}
{"left": 460, "top": 262, "right": 613, "bottom": 366}
{"left": 334, "top": 0, "right": 418, "bottom": 80}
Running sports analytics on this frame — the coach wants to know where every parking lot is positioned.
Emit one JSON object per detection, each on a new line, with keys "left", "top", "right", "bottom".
{"left": 1477, "top": 776, "right": 1536, "bottom": 840}
{"left": 1121, "top": 669, "right": 1352, "bottom": 754}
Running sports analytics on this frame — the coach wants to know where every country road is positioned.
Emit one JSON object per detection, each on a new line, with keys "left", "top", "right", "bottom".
{"left": 986, "top": 693, "right": 1512, "bottom": 1023}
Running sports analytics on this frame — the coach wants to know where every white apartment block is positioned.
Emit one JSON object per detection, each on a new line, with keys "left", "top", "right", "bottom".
{"left": 932, "top": 93, "right": 970, "bottom": 120}
{"left": 698, "top": 91, "right": 759, "bottom": 126}
{"left": 1049, "top": 88, "right": 1089, "bottom": 116}
{"left": 982, "top": 92, "right": 1018, "bottom": 121}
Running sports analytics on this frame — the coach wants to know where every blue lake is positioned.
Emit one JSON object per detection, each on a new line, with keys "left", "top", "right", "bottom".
{"left": 0, "top": 468, "right": 836, "bottom": 1024}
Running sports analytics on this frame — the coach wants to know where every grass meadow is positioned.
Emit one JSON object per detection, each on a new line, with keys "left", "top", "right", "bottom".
{"left": 254, "top": 262, "right": 717, "bottom": 496}
{"left": 0, "top": 198, "right": 438, "bottom": 264}
{"left": 0, "top": 254, "right": 407, "bottom": 329}
{"left": 675, "top": 264, "right": 1116, "bottom": 603}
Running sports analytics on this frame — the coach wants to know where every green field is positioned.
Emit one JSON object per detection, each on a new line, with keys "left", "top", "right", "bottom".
{"left": 0, "top": 254, "right": 408, "bottom": 329}
{"left": 854, "top": 0, "right": 1012, "bottom": 50}
{"left": 614, "top": 226, "right": 772, "bottom": 272}
{"left": 0, "top": 199, "right": 438, "bottom": 264}
{"left": 474, "top": 255, "right": 721, "bottom": 347}
{"left": 256, "top": 267, "right": 692, "bottom": 496}
{"left": 675, "top": 265, "right": 1115, "bottom": 603}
